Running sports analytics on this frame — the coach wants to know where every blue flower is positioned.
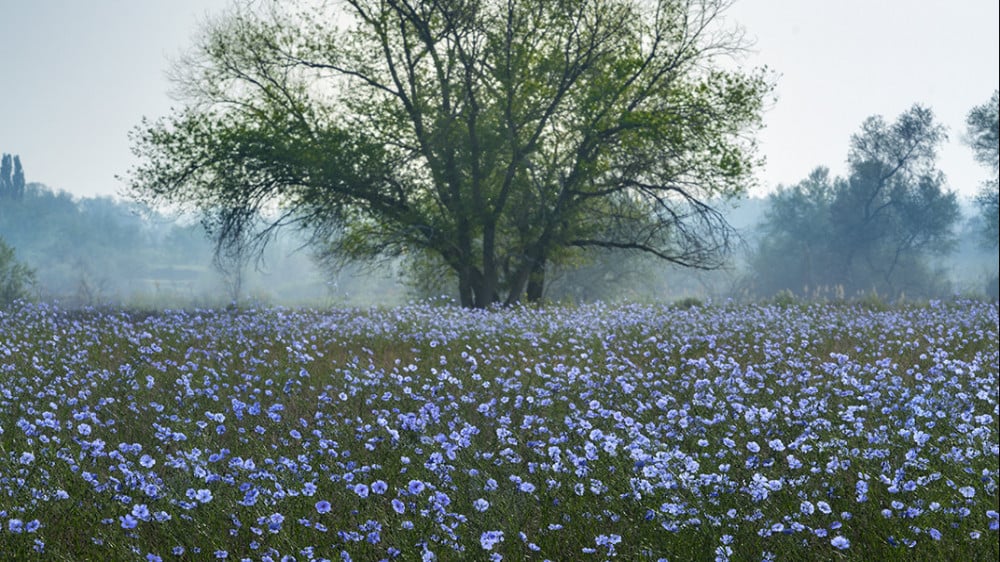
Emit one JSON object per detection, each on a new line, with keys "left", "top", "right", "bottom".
{"left": 132, "top": 504, "right": 151, "bottom": 521}
{"left": 596, "top": 534, "right": 622, "bottom": 547}
{"left": 480, "top": 530, "right": 504, "bottom": 550}
{"left": 316, "top": 500, "right": 332, "bottom": 514}
{"left": 830, "top": 536, "right": 849, "bottom": 549}
{"left": 266, "top": 512, "right": 285, "bottom": 533}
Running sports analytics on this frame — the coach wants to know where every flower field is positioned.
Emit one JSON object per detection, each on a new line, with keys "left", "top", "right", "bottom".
{"left": 1, "top": 301, "right": 997, "bottom": 561}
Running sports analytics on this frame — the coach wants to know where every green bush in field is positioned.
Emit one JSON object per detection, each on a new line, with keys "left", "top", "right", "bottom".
{"left": 0, "top": 235, "right": 34, "bottom": 306}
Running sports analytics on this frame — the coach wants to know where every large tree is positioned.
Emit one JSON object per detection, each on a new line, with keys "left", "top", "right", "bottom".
{"left": 753, "top": 105, "right": 960, "bottom": 298}
{"left": 965, "top": 90, "right": 998, "bottom": 247}
{"left": 128, "top": 0, "right": 770, "bottom": 308}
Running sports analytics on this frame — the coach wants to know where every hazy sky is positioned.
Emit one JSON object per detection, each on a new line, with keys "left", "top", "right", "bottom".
{"left": 1, "top": 0, "right": 997, "bottom": 201}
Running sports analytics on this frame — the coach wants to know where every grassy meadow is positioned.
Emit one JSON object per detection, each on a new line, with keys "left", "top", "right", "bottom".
{"left": 0, "top": 300, "right": 997, "bottom": 561}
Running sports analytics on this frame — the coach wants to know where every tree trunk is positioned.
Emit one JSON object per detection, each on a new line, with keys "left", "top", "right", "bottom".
{"left": 456, "top": 215, "right": 476, "bottom": 307}
{"left": 458, "top": 266, "right": 475, "bottom": 308}
{"left": 473, "top": 280, "right": 494, "bottom": 308}
{"left": 480, "top": 223, "right": 499, "bottom": 308}
{"left": 504, "top": 250, "right": 544, "bottom": 305}
{"left": 526, "top": 259, "right": 545, "bottom": 302}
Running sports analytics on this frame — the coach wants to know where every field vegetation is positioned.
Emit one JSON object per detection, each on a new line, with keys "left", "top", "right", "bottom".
{"left": 0, "top": 300, "right": 997, "bottom": 560}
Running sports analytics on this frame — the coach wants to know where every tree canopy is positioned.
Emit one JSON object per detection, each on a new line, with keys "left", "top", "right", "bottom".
{"left": 128, "top": 0, "right": 770, "bottom": 307}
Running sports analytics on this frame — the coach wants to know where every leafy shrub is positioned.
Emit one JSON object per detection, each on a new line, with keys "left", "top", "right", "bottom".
{"left": 673, "top": 296, "right": 704, "bottom": 309}
{"left": 0, "top": 236, "right": 34, "bottom": 306}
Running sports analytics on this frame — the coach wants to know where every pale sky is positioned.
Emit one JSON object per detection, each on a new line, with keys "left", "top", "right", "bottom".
{"left": 1, "top": 0, "right": 997, "bottom": 200}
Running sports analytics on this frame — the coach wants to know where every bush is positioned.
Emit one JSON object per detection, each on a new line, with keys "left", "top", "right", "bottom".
{"left": 0, "top": 236, "right": 35, "bottom": 306}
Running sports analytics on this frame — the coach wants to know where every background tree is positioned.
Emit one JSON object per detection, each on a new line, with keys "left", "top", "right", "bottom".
{"left": 751, "top": 167, "right": 838, "bottom": 296}
{"left": 752, "top": 105, "right": 959, "bottom": 298}
{"left": 128, "top": 0, "right": 771, "bottom": 308}
{"left": 965, "top": 90, "right": 999, "bottom": 248}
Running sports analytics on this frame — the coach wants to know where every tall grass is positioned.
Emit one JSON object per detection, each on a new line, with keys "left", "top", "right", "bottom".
{"left": 0, "top": 301, "right": 997, "bottom": 561}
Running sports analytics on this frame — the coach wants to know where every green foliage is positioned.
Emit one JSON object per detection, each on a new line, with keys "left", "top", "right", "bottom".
{"left": 127, "top": 0, "right": 772, "bottom": 308}
{"left": 672, "top": 296, "right": 704, "bottom": 309}
{"left": 0, "top": 235, "right": 35, "bottom": 305}
{"left": 752, "top": 105, "right": 960, "bottom": 299}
